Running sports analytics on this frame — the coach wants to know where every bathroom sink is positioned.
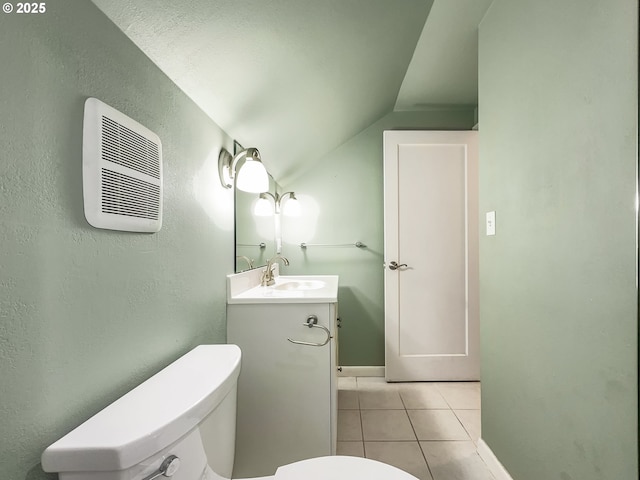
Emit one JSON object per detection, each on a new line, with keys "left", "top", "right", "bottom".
{"left": 227, "top": 273, "right": 338, "bottom": 304}
{"left": 274, "top": 280, "right": 325, "bottom": 291}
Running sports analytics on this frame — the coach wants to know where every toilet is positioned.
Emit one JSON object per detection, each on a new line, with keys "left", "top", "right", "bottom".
{"left": 42, "top": 345, "right": 417, "bottom": 480}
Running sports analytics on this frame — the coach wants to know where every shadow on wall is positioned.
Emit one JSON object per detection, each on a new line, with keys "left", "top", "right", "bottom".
{"left": 336, "top": 285, "right": 385, "bottom": 366}
{"left": 27, "top": 464, "right": 55, "bottom": 480}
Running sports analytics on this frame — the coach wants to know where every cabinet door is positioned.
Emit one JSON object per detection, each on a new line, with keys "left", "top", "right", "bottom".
{"left": 228, "top": 303, "right": 333, "bottom": 478}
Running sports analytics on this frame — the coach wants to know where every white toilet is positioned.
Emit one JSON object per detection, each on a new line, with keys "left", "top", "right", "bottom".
{"left": 42, "top": 345, "right": 417, "bottom": 480}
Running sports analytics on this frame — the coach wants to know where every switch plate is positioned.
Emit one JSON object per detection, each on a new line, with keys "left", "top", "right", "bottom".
{"left": 486, "top": 211, "right": 496, "bottom": 236}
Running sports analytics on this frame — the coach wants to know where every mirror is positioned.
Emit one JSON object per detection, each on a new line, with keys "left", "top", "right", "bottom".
{"left": 234, "top": 175, "right": 281, "bottom": 272}
{"left": 232, "top": 142, "right": 300, "bottom": 273}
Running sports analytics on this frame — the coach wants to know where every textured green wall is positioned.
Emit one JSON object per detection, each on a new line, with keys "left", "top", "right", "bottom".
{"left": 478, "top": 1, "right": 637, "bottom": 478}
{"left": 0, "top": 3, "right": 234, "bottom": 479}
{"left": 281, "top": 110, "right": 474, "bottom": 366}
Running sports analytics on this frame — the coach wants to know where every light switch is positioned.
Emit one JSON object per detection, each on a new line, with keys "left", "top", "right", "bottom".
{"left": 486, "top": 211, "right": 496, "bottom": 236}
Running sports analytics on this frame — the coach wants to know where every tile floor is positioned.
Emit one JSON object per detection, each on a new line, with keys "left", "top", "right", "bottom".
{"left": 337, "top": 377, "right": 495, "bottom": 480}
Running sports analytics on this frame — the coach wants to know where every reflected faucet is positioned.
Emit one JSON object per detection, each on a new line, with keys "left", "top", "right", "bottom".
{"left": 261, "top": 255, "right": 290, "bottom": 286}
{"left": 236, "top": 256, "right": 254, "bottom": 271}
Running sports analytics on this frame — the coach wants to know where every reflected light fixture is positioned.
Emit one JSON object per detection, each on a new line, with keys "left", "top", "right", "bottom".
{"left": 254, "top": 191, "right": 301, "bottom": 217}
{"left": 218, "top": 147, "right": 269, "bottom": 193}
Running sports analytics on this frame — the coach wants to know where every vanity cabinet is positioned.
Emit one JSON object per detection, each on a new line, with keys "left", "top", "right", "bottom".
{"left": 227, "top": 300, "right": 338, "bottom": 478}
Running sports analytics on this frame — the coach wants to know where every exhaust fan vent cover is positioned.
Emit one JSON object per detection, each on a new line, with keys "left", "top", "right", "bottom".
{"left": 83, "top": 97, "right": 163, "bottom": 232}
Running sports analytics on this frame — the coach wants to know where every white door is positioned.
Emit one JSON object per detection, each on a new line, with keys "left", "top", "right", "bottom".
{"left": 383, "top": 131, "right": 479, "bottom": 381}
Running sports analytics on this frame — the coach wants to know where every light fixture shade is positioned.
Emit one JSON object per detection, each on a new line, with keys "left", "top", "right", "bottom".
{"left": 236, "top": 159, "right": 269, "bottom": 193}
{"left": 254, "top": 197, "right": 274, "bottom": 216}
{"left": 282, "top": 197, "right": 301, "bottom": 216}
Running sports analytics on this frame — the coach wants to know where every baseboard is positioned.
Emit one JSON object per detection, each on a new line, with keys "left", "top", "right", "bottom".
{"left": 477, "top": 439, "right": 514, "bottom": 480}
{"left": 338, "top": 366, "right": 385, "bottom": 377}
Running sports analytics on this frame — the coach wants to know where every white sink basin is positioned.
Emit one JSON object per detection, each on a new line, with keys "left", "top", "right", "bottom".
{"left": 274, "top": 280, "right": 325, "bottom": 291}
{"left": 227, "top": 273, "right": 338, "bottom": 304}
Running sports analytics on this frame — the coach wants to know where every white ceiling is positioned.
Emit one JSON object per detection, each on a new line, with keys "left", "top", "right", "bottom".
{"left": 91, "top": 0, "right": 492, "bottom": 183}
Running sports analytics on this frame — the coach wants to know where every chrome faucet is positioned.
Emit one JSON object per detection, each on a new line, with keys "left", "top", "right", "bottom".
{"left": 261, "top": 255, "right": 290, "bottom": 286}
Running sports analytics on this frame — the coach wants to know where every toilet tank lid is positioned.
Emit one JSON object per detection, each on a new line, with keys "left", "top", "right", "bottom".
{"left": 41, "top": 345, "right": 241, "bottom": 474}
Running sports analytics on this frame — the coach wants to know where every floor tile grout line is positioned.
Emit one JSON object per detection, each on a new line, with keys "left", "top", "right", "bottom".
{"left": 340, "top": 378, "right": 485, "bottom": 479}
{"left": 405, "top": 397, "right": 443, "bottom": 478}
{"left": 357, "top": 378, "right": 366, "bottom": 448}
{"left": 355, "top": 375, "right": 363, "bottom": 448}
{"left": 451, "top": 408, "right": 476, "bottom": 443}
{"left": 357, "top": 377, "right": 434, "bottom": 480}
{"left": 433, "top": 383, "right": 456, "bottom": 411}
{"left": 398, "top": 386, "right": 409, "bottom": 410}
{"left": 400, "top": 385, "right": 435, "bottom": 479}
{"left": 414, "top": 436, "right": 436, "bottom": 479}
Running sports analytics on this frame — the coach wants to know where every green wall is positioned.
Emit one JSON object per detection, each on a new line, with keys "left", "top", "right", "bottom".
{"left": 281, "top": 110, "right": 474, "bottom": 366}
{"left": 0, "top": 3, "right": 234, "bottom": 479}
{"left": 478, "top": 1, "right": 638, "bottom": 478}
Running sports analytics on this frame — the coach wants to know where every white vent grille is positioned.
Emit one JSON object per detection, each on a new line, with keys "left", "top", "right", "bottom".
{"left": 83, "top": 98, "right": 163, "bottom": 232}
{"left": 101, "top": 169, "right": 160, "bottom": 219}
{"left": 101, "top": 117, "right": 161, "bottom": 179}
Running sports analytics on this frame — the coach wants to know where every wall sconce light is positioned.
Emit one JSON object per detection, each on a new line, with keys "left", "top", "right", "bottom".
{"left": 218, "top": 147, "right": 269, "bottom": 193}
{"left": 254, "top": 191, "right": 301, "bottom": 217}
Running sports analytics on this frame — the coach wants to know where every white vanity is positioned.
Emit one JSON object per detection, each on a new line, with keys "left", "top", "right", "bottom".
{"left": 227, "top": 269, "right": 339, "bottom": 478}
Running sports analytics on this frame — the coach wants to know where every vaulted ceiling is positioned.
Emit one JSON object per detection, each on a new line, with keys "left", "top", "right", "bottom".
{"left": 91, "top": 0, "right": 493, "bottom": 183}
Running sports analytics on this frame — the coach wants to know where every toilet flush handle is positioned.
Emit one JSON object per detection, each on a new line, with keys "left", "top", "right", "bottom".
{"left": 142, "top": 455, "right": 181, "bottom": 480}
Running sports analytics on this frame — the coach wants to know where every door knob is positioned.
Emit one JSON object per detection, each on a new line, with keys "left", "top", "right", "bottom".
{"left": 388, "top": 261, "right": 408, "bottom": 271}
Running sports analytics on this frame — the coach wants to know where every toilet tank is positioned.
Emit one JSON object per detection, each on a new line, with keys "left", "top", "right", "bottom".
{"left": 42, "top": 345, "right": 241, "bottom": 480}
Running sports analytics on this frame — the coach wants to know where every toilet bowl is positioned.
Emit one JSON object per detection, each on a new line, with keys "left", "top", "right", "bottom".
{"left": 42, "top": 345, "right": 417, "bottom": 480}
